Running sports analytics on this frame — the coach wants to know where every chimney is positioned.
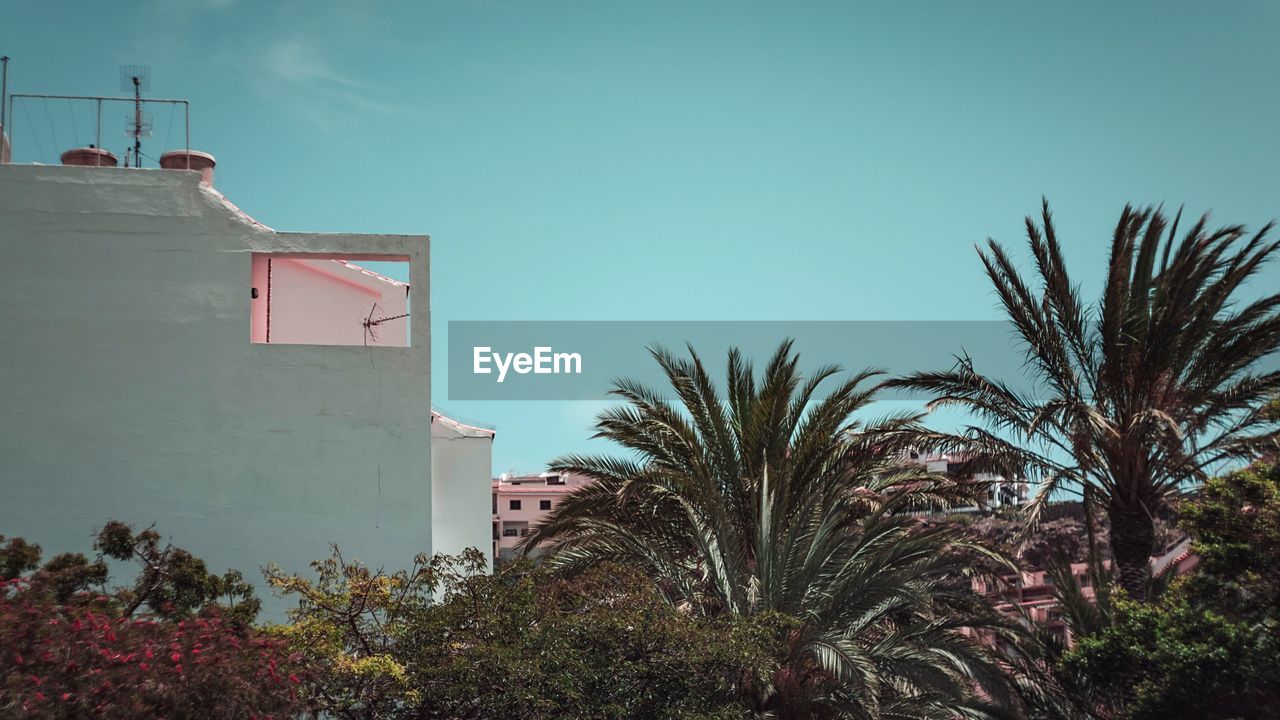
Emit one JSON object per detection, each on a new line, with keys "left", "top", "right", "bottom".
{"left": 60, "top": 146, "right": 118, "bottom": 167}
{"left": 159, "top": 150, "right": 216, "bottom": 186}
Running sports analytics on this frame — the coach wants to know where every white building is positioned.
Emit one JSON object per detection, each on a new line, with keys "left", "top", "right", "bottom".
{"left": 904, "top": 450, "right": 1030, "bottom": 510}
{"left": 0, "top": 153, "right": 493, "bottom": 614}
{"left": 432, "top": 411, "right": 496, "bottom": 570}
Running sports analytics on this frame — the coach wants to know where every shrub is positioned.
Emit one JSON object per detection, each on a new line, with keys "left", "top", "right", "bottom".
{"left": 268, "top": 548, "right": 770, "bottom": 719}
{"left": 0, "top": 525, "right": 309, "bottom": 719}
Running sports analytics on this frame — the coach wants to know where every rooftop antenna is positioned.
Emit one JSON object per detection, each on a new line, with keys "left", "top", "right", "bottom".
{"left": 120, "top": 65, "right": 151, "bottom": 168}
{"left": 1, "top": 56, "right": 9, "bottom": 138}
{"left": 361, "top": 302, "right": 410, "bottom": 346}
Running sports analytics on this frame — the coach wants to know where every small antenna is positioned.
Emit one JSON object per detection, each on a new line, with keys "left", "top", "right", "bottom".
{"left": 362, "top": 302, "right": 382, "bottom": 346}
{"left": 1, "top": 56, "right": 10, "bottom": 143}
{"left": 120, "top": 65, "right": 151, "bottom": 168}
{"left": 361, "top": 302, "right": 410, "bottom": 346}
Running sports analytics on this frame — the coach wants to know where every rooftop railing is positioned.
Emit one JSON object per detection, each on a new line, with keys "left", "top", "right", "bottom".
{"left": 3, "top": 93, "right": 190, "bottom": 167}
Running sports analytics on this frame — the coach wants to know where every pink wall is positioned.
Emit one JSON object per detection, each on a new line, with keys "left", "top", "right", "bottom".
{"left": 250, "top": 256, "right": 409, "bottom": 346}
{"left": 491, "top": 473, "right": 592, "bottom": 559}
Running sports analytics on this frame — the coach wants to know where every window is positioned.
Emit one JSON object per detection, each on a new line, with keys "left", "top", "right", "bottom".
{"left": 502, "top": 528, "right": 518, "bottom": 537}
{"left": 545, "top": 475, "right": 564, "bottom": 485}
{"left": 492, "top": 494, "right": 497, "bottom": 514}
{"left": 509, "top": 500, "right": 521, "bottom": 510}
{"left": 540, "top": 500, "right": 552, "bottom": 510}
{"left": 251, "top": 254, "right": 410, "bottom": 346}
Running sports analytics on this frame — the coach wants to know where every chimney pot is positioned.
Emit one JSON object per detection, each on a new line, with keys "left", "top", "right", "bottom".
{"left": 159, "top": 150, "right": 216, "bottom": 185}
{"left": 60, "top": 147, "right": 118, "bottom": 167}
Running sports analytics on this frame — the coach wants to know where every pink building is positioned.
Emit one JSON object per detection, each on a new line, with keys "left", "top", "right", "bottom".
{"left": 969, "top": 536, "right": 1198, "bottom": 649}
{"left": 491, "top": 472, "right": 592, "bottom": 563}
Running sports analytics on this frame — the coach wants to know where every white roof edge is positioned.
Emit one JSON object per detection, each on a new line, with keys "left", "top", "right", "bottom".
{"left": 431, "top": 410, "right": 496, "bottom": 438}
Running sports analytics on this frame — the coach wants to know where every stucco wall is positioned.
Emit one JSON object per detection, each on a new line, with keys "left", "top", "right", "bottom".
{"left": 430, "top": 417, "right": 495, "bottom": 571}
{"left": 0, "top": 164, "right": 432, "bottom": 617}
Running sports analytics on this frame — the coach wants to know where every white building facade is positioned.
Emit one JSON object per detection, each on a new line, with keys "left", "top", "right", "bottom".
{"left": 432, "top": 412, "right": 496, "bottom": 570}
{"left": 0, "top": 161, "right": 489, "bottom": 614}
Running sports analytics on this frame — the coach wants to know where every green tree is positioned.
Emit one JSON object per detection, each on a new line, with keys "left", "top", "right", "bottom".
{"left": 1057, "top": 592, "right": 1280, "bottom": 719}
{"left": 1048, "top": 459, "right": 1280, "bottom": 719}
{"left": 268, "top": 548, "right": 769, "bottom": 719}
{"left": 1179, "top": 459, "right": 1280, "bottom": 618}
{"left": 524, "top": 341, "right": 1025, "bottom": 719}
{"left": 889, "top": 203, "right": 1280, "bottom": 598}
{"left": 265, "top": 545, "right": 436, "bottom": 718}
{"left": 96, "top": 521, "right": 259, "bottom": 624}
{"left": 1, "top": 521, "right": 258, "bottom": 624}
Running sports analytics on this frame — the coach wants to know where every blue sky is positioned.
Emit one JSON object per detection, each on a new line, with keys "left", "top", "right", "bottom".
{"left": 5, "top": 1, "right": 1279, "bottom": 473}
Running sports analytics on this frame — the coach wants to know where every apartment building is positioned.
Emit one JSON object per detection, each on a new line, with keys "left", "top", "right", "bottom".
{"left": 491, "top": 472, "right": 592, "bottom": 563}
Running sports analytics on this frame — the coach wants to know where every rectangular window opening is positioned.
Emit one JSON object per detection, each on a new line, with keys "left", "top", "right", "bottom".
{"left": 539, "top": 500, "right": 552, "bottom": 510}
{"left": 251, "top": 254, "right": 411, "bottom": 347}
{"left": 509, "top": 500, "right": 522, "bottom": 510}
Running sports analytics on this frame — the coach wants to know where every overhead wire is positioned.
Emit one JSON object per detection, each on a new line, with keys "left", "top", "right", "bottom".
{"left": 163, "top": 102, "right": 175, "bottom": 153}
{"left": 41, "top": 97, "right": 59, "bottom": 159}
{"left": 20, "top": 99, "right": 47, "bottom": 162}
{"left": 67, "top": 98, "right": 80, "bottom": 147}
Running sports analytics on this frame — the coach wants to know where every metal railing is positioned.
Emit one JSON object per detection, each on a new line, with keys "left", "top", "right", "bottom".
{"left": 431, "top": 404, "right": 497, "bottom": 432}
{"left": 4, "top": 92, "right": 190, "bottom": 168}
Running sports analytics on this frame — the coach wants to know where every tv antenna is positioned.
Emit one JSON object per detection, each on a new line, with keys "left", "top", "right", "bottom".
{"left": 120, "top": 65, "right": 152, "bottom": 168}
{"left": 361, "top": 302, "right": 410, "bottom": 346}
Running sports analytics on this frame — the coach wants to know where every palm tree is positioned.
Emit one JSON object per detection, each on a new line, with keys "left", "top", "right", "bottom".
{"left": 522, "top": 341, "right": 1026, "bottom": 719}
{"left": 889, "top": 202, "right": 1280, "bottom": 598}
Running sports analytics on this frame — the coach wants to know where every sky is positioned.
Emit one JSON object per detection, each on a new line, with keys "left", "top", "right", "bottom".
{"left": 4, "top": 1, "right": 1279, "bottom": 473}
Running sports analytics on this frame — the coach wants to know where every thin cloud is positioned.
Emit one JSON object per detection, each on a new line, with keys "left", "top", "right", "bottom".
{"left": 265, "top": 39, "right": 358, "bottom": 88}
{"left": 258, "top": 37, "right": 396, "bottom": 128}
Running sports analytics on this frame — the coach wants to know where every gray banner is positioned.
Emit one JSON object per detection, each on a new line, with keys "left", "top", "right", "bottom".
{"left": 448, "top": 320, "right": 1280, "bottom": 401}
{"left": 447, "top": 321, "right": 1050, "bottom": 401}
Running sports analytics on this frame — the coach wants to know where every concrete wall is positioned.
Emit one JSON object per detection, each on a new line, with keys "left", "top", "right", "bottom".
{"left": 0, "top": 164, "right": 433, "bottom": 617}
{"left": 430, "top": 415, "right": 495, "bottom": 571}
